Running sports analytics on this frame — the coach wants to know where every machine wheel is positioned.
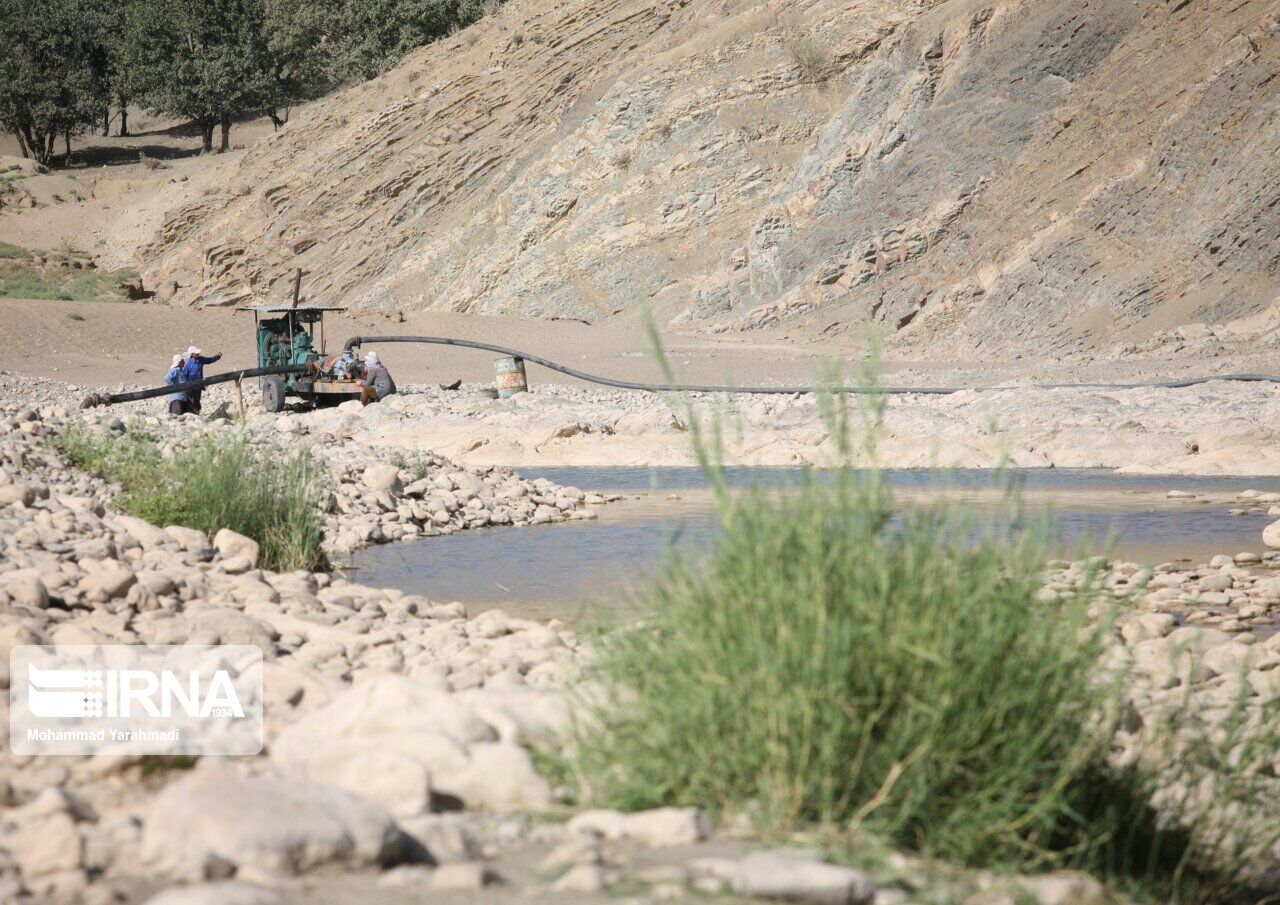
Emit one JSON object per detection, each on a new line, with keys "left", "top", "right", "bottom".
{"left": 261, "top": 375, "right": 287, "bottom": 413}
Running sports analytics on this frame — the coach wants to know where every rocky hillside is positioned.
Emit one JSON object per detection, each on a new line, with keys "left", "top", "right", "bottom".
{"left": 140, "top": 0, "right": 1280, "bottom": 356}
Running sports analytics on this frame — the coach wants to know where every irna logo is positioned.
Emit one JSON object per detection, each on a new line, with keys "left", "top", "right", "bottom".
{"left": 10, "top": 644, "right": 263, "bottom": 756}
{"left": 26, "top": 662, "right": 246, "bottom": 720}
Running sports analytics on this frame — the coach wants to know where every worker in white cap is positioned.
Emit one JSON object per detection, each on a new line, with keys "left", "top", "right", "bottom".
{"left": 360, "top": 351, "right": 396, "bottom": 405}
{"left": 181, "top": 345, "right": 222, "bottom": 414}
{"left": 164, "top": 353, "right": 189, "bottom": 416}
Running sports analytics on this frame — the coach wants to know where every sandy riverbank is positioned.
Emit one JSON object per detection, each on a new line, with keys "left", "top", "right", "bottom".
{"left": 9, "top": 300, "right": 1280, "bottom": 475}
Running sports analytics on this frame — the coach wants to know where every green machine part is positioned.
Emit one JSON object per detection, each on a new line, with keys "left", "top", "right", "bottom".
{"left": 256, "top": 315, "right": 317, "bottom": 372}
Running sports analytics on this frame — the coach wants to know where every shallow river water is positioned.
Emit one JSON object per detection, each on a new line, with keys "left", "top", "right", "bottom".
{"left": 345, "top": 467, "right": 1280, "bottom": 621}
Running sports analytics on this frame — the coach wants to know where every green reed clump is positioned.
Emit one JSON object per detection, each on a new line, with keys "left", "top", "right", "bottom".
{"left": 572, "top": 379, "right": 1280, "bottom": 903}
{"left": 57, "top": 424, "right": 327, "bottom": 572}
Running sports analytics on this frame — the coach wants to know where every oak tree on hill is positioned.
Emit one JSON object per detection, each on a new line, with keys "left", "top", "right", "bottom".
{"left": 92, "top": 0, "right": 136, "bottom": 137}
{"left": 0, "top": 0, "right": 503, "bottom": 163}
{"left": 0, "top": 0, "right": 109, "bottom": 165}
{"left": 118, "top": 0, "right": 269, "bottom": 153}
{"left": 259, "top": 0, "right": 333, "bottom": 128}
{"left": 319, "top": 0, "right": 491, "bottom": 80}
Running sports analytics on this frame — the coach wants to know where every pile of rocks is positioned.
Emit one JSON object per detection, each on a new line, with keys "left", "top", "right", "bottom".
{"left": 67, "top": 397, "right": 613, "bottom": 555}
{"left": 6, "top": 382, "right": 1280, "bottom": 903}
{"left": 1044, "top": 555, "right": 1280, "bottom": 825}
{"left": 321, "top": 454, "right": 608, "bottom": 553}
{"left": 0, "top": 396, "right": 890, "bottom": 905}
{"left": 0, "top": 397, "right": 897, "bottom": 904}
{"left": 1043, "top": 553, "right": 1280, "bottom": 632}
{"left": 0, "top": 402, "right": 562, "bottom": 900}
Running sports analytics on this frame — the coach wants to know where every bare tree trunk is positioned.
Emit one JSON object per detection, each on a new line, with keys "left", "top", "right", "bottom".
{"left": 13, "top": 130, "right": 30, "bottom": 159}
{"left": 218, "top": 114, "right": 231, "bottom": 152}
{"left": 200, "top": 120, "right": 214, "bottom": 154}
{"left": 35, "top": 131, "right": 55, "bottom": 167}
{"left": 63, "top": 130, "right": 72, "bottom": 166}
{"left": 103, "top": 108, "right": 111, "bottom": 137}
{"left": 118, "top": 97, "right": 129, "bottom": 137}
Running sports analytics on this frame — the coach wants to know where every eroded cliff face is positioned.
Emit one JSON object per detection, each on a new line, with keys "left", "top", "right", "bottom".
{"left": 141, "top": 0, "right": 1280, "bottom": 356}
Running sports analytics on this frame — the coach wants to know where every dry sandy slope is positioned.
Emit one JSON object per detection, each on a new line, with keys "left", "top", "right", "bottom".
{"left": 0, "top": 112, "right": 283, "bottom": 271}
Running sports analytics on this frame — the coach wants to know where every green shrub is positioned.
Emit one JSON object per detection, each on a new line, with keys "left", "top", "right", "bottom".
{"left": 786, "top": 34, "right": 831, "bottom": 83}
{"left": 389, "top": 450, "right": 431, "bottom": 481}
{"left": 57, "top": 426, "right": 327, "bottom": 572}
{"left": 572, "top": 394, "right": 1280, "bottom": 902}
{"left": 0, "top": 252, "right": 139, "bottom": 301}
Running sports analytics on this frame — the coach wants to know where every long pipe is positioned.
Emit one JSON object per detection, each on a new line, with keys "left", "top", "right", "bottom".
{"left": 79, "top": 335, "right": 1280, "bottom": 409}
{"left": 343, "top": 335, "right": 1280, "bottom": 395}
{"left": 80, "top": 364, "right": 309, "bottom": 408}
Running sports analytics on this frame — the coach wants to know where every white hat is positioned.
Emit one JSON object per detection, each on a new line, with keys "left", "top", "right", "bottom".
{"left": 364, "top": 351, "right": 380, "bottom": 365}
{"left": 171, "top": 354, "right": 183, "bottom": 367}
{"left": 186, "top": 346, "right": 201, "bottom": 356}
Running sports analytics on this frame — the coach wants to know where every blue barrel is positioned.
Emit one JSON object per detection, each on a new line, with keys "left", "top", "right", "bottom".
{"left": 494, "top": 356, "right": 528, "bottom": 398}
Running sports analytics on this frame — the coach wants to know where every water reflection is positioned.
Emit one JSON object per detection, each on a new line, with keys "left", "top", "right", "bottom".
{"left": 346, "top": 467, "right": 1278, "bottom": 619}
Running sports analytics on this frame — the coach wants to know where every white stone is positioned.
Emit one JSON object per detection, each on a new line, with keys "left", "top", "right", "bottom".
{"left": 620, "top": 807, "right": 712, "bottom": 846}
{"left": 143, "top": 882, "right": 283, "bottom": 905}
{"left": 431, "top": 862, "right": 499, "bottom": 890}
{"left": 141, "top": 774, "right": 405, "bottom": 879}
{"left": 2, "top": 574, "right": 49, "bottom": 608}
{"left": 80, "top": 567, "right": 136, "bottom": 599}
{"left": 432, "top": 741, "right": 553, "bottom": 812}
{"left": 567, "top": 807, "right": 710, "bottom": 846}
{"left": 1016, "top": 873, "right": 1108, "bottom": 905}
{"left": 732, "top": 851, "right": 875, "bottom": 905}
{"left": 326, "top": 748, "right": 433, "bottom": 818}
{"left": 552, "top": 863, "right": 607, "bottom": 893}
{"left": 9, "top": 812, "right": 83, "bottom": 877}
{"left": 114, "top": 514, "right": 170, "bottom": 548}
{"left": 362, "top": 465, "right": 403, "bottom": 493}
{"left": 213, "top": 529, "right": 260, "bottom": 567}
{"left": 271, "top": 676, "right": 528, "bottom": 812}
{"left": 0, "top": 483, "right": 36, "bottom": 506}
{"left": 164, "top": 525, "right": 210, "bottom": 551}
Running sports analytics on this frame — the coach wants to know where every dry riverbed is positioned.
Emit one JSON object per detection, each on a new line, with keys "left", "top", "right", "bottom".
{"left": 2, "top": 374, "right": 1280, "bottom": 903}
{"left": 250, "top": 378, "right": 1280, "bottom": 476}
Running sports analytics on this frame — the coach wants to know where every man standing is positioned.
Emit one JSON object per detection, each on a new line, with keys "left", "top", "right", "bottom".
{"left": 164, "top": 354, "right": 188, "bottom": 416}
{"left": 182, "top": 346, "right": 222, "bottom": 414}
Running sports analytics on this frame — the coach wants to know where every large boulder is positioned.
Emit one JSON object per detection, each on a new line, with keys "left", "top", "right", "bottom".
{"left": 141, "top": 774, "right": 407, "bottom": 880}
{"left": 213, "top": 529, "right": 260, "bottom": 568}
{"left": 0, "top": 572, "right": 49, "bottom": 609}
{"left": 270, "top": 675, "right": 552, "bottom": 813}
{"left": 362, "top": 465, "right": 403, "bottom": 494}
{"left": 114, "top": 514, "right": 171, "bottom": 548}
{"left": 79, "top": 567, "right": 137, "bottom": 600}
{"left": 0, "top": 483, "right": 37, "bottom": 507}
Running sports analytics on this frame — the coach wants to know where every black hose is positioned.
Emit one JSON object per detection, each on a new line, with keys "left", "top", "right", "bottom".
{"left": 80, "top": 364, "right": 309, "bottom": 409}
{"left": 343, "top": 335, "right": 1280, "bottom": 395}
{"left": 80, "top": 334, "right": 1280, "bottom": 409}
